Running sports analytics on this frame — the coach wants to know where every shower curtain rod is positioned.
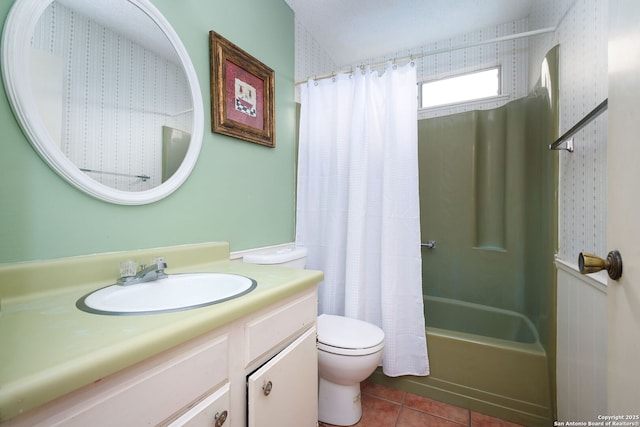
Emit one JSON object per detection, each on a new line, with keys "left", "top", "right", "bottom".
{"left": 296, "top": 27, "right": 556, "bottom": 85}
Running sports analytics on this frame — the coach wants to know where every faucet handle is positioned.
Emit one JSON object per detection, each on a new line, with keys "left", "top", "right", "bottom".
{"left": 120, "top": 260, "right": 138, "bottom": 278}
{"left": 152, "top": 257, "right": 167, "bottom": 269}
{"left": 151, "top": 256, "right": 168, "bottom": 280}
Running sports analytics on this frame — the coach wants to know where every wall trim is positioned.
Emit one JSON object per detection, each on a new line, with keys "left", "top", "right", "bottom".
{"left": 554, "top": 257, "right": 607, "bottom": 294}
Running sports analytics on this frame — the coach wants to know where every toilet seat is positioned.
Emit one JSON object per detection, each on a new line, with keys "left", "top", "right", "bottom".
{"left": 317, "top": 314, "right": 384, "bottom": 356}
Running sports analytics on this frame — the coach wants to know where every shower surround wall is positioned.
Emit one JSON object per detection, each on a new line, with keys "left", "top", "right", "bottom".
{"left": 418, "top": 86, "right": 558, "bottom": 331}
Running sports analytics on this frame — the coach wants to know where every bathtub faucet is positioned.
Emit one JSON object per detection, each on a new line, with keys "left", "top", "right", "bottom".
{"left": 117, "top": 259, "right": 168, "bottom": 285}
{"left": 421, "top": 241, "right": 436, "bottom": 249}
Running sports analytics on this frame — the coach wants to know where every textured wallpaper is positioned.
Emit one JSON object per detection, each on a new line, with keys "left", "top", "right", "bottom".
{"left": 293, "top": 17, "right": 530, "bottom": 119}
{"left": 32, "top": 2, "right": 192, "bottom": 191}
{"left": 530, "top": 0, "right": 608, "bottom": 266}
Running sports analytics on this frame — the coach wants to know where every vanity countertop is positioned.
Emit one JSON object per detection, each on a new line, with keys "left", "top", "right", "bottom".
{"left": 0, "top": 242, "right": 322, "bottom": 422}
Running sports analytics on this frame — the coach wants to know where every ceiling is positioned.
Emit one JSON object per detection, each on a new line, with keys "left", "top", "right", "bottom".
{"left": 283, "top": 0, "right": 534, "bottom": 67}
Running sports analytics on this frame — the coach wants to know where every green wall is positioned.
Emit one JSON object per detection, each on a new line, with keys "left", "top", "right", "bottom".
{"left": 0, "top": 0, "right": 296, "bottom": 263}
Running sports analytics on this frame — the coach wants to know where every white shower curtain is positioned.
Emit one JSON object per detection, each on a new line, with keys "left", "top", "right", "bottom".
{"left": 296, "top": 62, "right": 429, "bottom": 376}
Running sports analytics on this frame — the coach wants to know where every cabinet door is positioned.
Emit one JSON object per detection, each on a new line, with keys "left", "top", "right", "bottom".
{"left": 167, "top": 383, "right": 230, "bottom": 427}
{"left": 247, "top": 327, "right": 317, "bottom": 427}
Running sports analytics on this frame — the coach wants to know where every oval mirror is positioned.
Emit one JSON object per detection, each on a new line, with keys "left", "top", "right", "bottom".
{"left": 1, "top": 0, "right": 204, "bottom": 205}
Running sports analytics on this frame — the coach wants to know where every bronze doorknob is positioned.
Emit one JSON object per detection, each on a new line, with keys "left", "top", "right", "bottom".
{"left": 578, "top": 250, "right": 623, "bottom": 280}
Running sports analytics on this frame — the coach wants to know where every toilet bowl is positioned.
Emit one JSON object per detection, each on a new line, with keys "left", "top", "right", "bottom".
{"left": 243, "top": 245, "right": 385, "bottom": 426}
{"left": 317, "top": 313, "right": 384, "bottom": 426}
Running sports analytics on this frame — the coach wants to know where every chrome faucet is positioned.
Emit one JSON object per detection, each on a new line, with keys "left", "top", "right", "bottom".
{"left": 118, "top": 260, "right": 168, "bottom": 286}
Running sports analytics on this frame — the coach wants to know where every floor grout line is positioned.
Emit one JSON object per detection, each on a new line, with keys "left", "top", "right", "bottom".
{"left": 393, "top": 393, "right": 404, "bottom": 426}
{"left": 321, "top": 381, "right": 523, "bottom": 427}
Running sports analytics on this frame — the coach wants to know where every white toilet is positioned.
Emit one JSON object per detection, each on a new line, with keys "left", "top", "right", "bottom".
{"left": 316, "top": 313, "right": 384, "bottom": 425}
{"left": 243, "top": 245, "right": 385, "bottom": 426}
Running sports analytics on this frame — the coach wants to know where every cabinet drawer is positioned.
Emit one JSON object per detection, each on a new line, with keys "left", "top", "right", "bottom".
{"left": 167, "top": 383, "right": 230, "bottom": 427}
{"left": 77, "top": 334, "right": 228, "bottom": 426}
{"left": 245, "top": 290, "right": 316, "bottom": 367}
{"left": 12, "top": 333, "right": 230, "bottom": 427}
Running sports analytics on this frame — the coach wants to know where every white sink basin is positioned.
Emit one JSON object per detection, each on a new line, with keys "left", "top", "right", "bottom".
{"left": 77, "top": 273, "right": 257, "bottom": 315}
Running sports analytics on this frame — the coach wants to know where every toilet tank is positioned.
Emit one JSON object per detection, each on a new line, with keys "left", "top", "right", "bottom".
{"left": 242, "top": 246, "right": 308, "bottom": 269}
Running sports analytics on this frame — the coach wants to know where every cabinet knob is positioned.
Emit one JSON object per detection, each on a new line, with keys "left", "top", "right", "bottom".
{"left": 214, "top": 410, "right": 228, "bottom": 427}
{"left": 262, "top": 380, "right": 273, "bottom": 396}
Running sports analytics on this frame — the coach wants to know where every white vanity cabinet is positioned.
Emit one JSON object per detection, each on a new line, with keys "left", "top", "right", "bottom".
{"left": 3, "top": 287, "right": 318, "bottom": 427}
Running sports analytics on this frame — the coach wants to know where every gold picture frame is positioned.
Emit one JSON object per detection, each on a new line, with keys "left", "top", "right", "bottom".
{"left": 209, "top": 31, "right": 275, "bottom": 148}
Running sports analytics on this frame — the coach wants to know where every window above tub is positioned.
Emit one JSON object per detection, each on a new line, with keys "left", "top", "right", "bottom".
{"left": 418, "top": 67, "right": 502, "bottom": 110}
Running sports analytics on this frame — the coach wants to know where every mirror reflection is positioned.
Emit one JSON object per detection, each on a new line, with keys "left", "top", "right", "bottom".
{"left": 30, "top": 0, "right": 193, "bottom": 192}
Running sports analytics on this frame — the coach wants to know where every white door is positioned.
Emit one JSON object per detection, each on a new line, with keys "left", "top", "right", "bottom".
{"left": 247, "top": 327, "right": 318, "bottom": 427}
{"left": 607, "top": 0, "right": 640, "bottom": 412}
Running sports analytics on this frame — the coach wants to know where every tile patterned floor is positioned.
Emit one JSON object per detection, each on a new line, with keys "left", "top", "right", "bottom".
{"left": 319, "top": 381, "right": 525, "bottom": 427}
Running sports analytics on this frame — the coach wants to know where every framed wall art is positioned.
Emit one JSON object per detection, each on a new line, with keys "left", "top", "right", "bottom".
{"left": 209, "top": 31, "right": 275, "bottom": 147}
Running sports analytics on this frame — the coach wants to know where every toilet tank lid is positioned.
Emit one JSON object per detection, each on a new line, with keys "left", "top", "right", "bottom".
{"left": 243, "top": 246, "right": 308, "bottom": 265}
